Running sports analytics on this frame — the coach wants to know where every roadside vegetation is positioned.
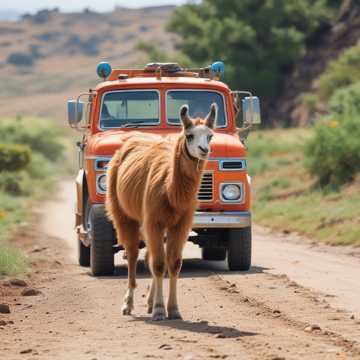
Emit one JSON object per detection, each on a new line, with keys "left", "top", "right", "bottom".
{"left": 0, "top": 117, "right": 71, "bottom": 276}
{"left": 134, "top": 1, "right": 360, "bottom": 248}
{"left": 249, "top": 126, "right": 360, "bottom": 246}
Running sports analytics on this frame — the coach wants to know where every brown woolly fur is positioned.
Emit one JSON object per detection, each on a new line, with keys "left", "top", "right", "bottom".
{"left": 105, "top": 104, "right": 216, "bottom": 320}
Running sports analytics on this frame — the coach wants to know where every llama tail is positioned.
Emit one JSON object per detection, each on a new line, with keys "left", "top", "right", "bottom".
{"left": 105, "top": 152, "right": 122, "bottom": 236}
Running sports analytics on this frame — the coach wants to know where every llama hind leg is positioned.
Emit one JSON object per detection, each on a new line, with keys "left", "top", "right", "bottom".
{"left": 115, "top": 219, "right": 140, "bottom": 316}
{"left": 144, "top": 250, "right": 155, "bottom": 313}
{"left": 146, "top": 223, "right": 166, "bottom": 321}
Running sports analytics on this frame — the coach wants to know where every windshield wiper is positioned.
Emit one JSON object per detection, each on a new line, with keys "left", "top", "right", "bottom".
{"left": 121, "top": 121, "right": 154, "bottom": 128}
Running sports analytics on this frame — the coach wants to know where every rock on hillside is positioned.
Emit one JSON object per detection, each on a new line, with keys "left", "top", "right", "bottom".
{"left": 270, "top": 0, "right": 360, "bottom": 126}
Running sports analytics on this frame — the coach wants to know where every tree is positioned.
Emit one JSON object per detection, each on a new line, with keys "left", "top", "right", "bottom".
{"left": 168, "top": 0, "right": 337, "bottom": 102}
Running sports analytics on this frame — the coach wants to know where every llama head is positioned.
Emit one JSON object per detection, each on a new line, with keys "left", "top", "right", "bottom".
{"left": 179, "top": 103, "right": 216, "bottom": 160}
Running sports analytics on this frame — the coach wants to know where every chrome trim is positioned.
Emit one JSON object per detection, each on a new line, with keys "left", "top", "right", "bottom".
{"left": 219, "top": 182, "right": 244, "bottom": 204}
{"left": 96, "top": 173, "right": 107, "bottom": 195}
{"left": 165, "top": 89, "right": 228, "bottom": 128}
{"left": 98, "top": 89, "right": 161, "bottom": 131}
{"left": 85, "top": 155, "right": 112, "bottom": 161}
{"left": 219, "top": 159, "right": 246, "bottom": 171}
{"left": 193, "top": 211, "right": 251, "bottom": 228}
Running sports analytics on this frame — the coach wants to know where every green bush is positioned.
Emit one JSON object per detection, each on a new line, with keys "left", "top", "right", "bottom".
{"left": 316, "top": 41, "right": 360, "bottom": 100}
{"left": 0, "top": 144, "right": 31, "bottom": 172}
{"left": 305, "top": 116, "right": 360, "bottom": 187}
{"left": 0, "top": 171, "right": 32, "bottom": 196}
{"left": 0, "top": 118, "right": 64, "bottom": 161}
{"left": 329, "top": 82, "right": 360, "bottom": 116}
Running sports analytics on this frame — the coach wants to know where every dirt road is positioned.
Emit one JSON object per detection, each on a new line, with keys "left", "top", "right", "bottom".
{"left": 1, "top": 181, "right": 360, "bottom": 359}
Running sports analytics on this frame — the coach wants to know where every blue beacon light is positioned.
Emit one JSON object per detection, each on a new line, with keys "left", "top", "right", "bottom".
{"left": 211, "top": 61, "right": 225, "bottom": 79}
{"left": 96, "top": 62, "right": 112, "bottom": 80}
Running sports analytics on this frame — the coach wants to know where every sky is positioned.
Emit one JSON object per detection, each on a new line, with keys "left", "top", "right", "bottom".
{"left": 0, "top": 0, "right": 188, "bottom": 13}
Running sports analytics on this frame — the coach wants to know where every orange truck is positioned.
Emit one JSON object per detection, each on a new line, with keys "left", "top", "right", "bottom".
{"left": 67, "top": 61, "right": 261, "bottom": 275}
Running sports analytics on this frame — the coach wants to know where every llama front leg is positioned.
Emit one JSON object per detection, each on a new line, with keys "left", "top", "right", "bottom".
{"left": 152, "top": 273, "right": 166, "bottom": 321}
{"left": 146, "top": 278, "right": 155, "bottom": 314}
{"left": 166, "top": 217, "right": 191, "bottom": 320}
{"left": 146, "top": 223, "right": 166, "bottom": 321}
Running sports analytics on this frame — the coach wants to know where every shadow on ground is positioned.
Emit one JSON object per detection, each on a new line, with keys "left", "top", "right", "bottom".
{"left": 130, "top": 316, "right": 258, "bottom": 338}
{"left": 89, "top": 257, "right": 268, "bottom": 280}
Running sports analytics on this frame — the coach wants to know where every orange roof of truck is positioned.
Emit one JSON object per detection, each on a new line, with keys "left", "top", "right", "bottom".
{"left": 95, "top": 76, "right": 231, "bottom": 92}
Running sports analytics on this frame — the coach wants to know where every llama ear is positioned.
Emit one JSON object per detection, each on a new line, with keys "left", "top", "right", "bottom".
{"left": 179, "top": 104, "right": 193, "bottom": 129}
{"left": 205, "top": 103, "right": 217, "bottom": 129}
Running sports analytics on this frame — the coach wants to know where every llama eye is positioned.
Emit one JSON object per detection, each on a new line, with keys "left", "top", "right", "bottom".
{"left": 207, "top": 135, "right": 213, "bottom": 142}
{"left": 186, "top": 134, "right": 194, "bottom": 142}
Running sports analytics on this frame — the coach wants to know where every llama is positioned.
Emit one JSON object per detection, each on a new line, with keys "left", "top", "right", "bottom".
{"left": 105, "top": 103, "right": 216, "bottom": 320}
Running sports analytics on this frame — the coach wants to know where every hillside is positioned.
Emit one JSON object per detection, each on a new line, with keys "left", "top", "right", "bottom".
{"left": 271, "top": 0, "right": 360, "bottom": 126}
{"left": 0, "top": 6, "right": 175, "bottom": 120}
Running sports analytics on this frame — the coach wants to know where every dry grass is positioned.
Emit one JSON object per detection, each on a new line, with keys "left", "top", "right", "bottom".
{"left": 0, "top": 7, "right": 175, "bottom": 121}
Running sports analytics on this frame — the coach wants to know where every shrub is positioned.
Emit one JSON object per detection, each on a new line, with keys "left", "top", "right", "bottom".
{"left": 0, "top": 144, "right": 31, "bottom": 172}
{"left": 305, "top": 116, "right": 360, "bottom": 187}
{"left": 0, "top": 118, "right": 64, "bottom": 161}
{"left": 329, "top": 82, "right": 360, "bottom": 116}
{"left": 26, "top": 152, "right": 54, "bottom": 179}
{"left": 0, "top": 171, "right": 32, "bottom": 196}
{"left": 316, "top": 41, "right": 360, "bottom": 100}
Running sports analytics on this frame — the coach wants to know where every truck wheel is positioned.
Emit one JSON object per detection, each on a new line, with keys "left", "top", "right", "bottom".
{"left": 89, "top": 204, "right": 115, "bottom": 276}
{"left": 227, "top": 227, "right": 252, "bottom": 271}
{"left": 201, "top": 247, "right": 227, "bottom": 261}
{"left": 78, "top": 236, "right": 90, "bottom": 267}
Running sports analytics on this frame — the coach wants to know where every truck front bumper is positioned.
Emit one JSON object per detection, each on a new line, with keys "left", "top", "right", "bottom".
{"left": 193, "top": 211, "right": 251, "bottom": 229}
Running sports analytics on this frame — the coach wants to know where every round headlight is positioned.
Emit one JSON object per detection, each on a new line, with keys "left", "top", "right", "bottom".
{"left": 97, "top": 174, "right": 107, "bottom": 192}
{"left": 221, "top": 184, "right": 241, "bottom": 201}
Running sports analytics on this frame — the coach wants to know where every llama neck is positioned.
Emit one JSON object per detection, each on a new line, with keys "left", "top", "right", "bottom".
{"left": 167, "top": 136, "right": 205, "bottom": 210}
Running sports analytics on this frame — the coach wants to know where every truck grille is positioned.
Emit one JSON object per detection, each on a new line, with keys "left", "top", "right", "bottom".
{"left": 197, "top": 172, "right": 213, "bottom": 201}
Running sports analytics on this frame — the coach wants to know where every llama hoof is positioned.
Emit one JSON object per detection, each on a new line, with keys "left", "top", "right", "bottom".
{"left": 147, "top": 304, "right": 153, "bottom": 314}
{"left": 121, "top": 304, "right": 133, "bottom": 316}
{"left": 167, "top": 309, "right": 182, "bottom": 320}
{"left": 152, "top": 306, "right": 166, "bottom": 321}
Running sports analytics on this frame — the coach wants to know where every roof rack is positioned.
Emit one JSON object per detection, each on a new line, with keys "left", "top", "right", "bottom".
{"left": 106, "top": 62, "right": 222, "bottom": 81}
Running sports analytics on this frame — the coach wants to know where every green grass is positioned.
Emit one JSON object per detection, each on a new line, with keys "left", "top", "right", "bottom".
{"left": 0, "top": 244, "right": 28, "bottom": 276}
{"left": 0, "top": 117, "right": 74, "bottom": 277}
{"left": 248, "top": 128, "right": 360, "bottom": 246}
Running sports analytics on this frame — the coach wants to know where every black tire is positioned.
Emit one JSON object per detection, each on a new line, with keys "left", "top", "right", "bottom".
{"left": 201, "top": 247, "right": 227, "bottom": 261}
{"left": 227, "top": 227, "right": 252, "bottom": 271}
{"left": 78, "top": 236, "right": 90, "bottom": 267}
{"left": 89, "top": 204, "right": 115, "bottom": 276}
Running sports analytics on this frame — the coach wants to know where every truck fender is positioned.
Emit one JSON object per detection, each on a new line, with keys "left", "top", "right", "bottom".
{"left": 75, "top": 169, "right": 87, "bottom": 228}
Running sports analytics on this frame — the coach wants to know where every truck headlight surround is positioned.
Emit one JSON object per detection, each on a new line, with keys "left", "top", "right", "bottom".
{"left": 220, "top": 183, "right": 243, "bottom": 202}
{"left": 96, "top": 174, "right": 107, "bottom": 194}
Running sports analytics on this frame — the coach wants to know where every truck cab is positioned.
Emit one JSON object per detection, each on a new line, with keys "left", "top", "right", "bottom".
{"left": 68, "top": 61, "right": 261, "bottom": 275}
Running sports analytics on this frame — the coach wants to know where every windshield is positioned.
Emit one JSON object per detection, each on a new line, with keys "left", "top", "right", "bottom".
{"left": 167, "top": 90, "right": 226, "bottom": 127}
{"left": 99, "top": 90, "right": 160, "bottom": 129}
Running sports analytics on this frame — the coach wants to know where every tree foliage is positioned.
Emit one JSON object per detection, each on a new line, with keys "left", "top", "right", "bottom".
{"left": 168, "top": 0, "right": 336, "bottom": 100}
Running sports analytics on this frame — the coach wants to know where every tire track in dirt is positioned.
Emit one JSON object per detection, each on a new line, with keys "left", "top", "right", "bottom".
{"left": 1, "top": 181, "right": 360, "bottom": 359}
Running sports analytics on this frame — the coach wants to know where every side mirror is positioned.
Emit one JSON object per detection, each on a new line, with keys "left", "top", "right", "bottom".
{"left": 67, "top": 100, "right": 84, "bottom": 127}
{"left": 242, "top": 96, "right": 261, "bottom": 125}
